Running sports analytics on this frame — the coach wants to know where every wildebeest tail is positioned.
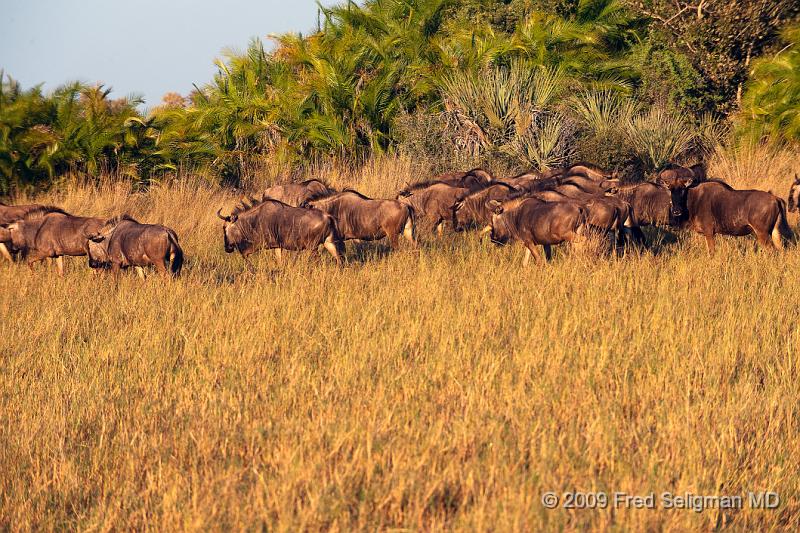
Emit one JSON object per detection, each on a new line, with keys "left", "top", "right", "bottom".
{"left": 325, "top": 214, "right": 346, "bottom": 256}
{"left": 404, "top": 203, "right": 417, "bottom": 243}
{"left": 776, "top": 197, "right": 794, "bottom": 244}
{"left": 167, "top": 230, "right": 183, "bottom": 277}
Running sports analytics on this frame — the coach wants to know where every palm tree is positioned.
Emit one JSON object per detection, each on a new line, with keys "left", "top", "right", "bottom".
{"left": 740, "top": 24, "right": 800, "bottom": 142}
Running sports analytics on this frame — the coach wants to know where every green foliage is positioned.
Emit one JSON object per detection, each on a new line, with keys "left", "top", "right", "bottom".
{"left": 437, "top": 63, "right": 574, "bottom": 170}
{"left": 629, "top": 0, "right": 800, "bottom": 114}
{"left": 739, "top": 24, "right": 800, "bottom": 143}
{"left": 1, "top": 0, "right": 796, "bottom": 191}
{"left": 0, "top": 73, "right": 146, "bottom": 193}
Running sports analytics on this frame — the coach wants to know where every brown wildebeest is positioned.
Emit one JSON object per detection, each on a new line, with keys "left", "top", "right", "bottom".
{"left": 217, "top": 197, "right": 344, "bottom": 263}
{"left": 435, "top": 167, "right": 494, "bottom": 188}
{"left": 6, "top": 207, "right": 104, "bottom": 275}
{"left": 560, "top": 176, "right": 620, "bottom": 194}
{"left": 788, "top": 175, "right": 800, "bottom": 213}
{"left": 452, "top": 182, "right": 519, "bottom": 231}
{"left": 531, "top": 190, "right": 632, "bottom": 247}
{"left": 604, "top": 182, "right": 672, "bottom": 244}
{"left": 497, "top": 172, "right": 563, "bottom": 192}
{"left": 666, "top": 179, "right": 793, "bottom": 253}
{"left": 556, "top": 163, "right": 616, "bottom": 181}
{"left": 0, "top": 201, "right": 45, "bottom": 262}
{"left": 657, "top": 163, "right": 706, "bottom": 187}
{"left": 487, "top": 198, "right": 587, "bottom": 264}
{"left": 87, "top": 215, "right": 183, "bottom": 279}
{"left": 302, "top": 189, "right": 416, "bottom": 248}
{"left": 397, "top": 182, "right": 471, "bottom": 234}
{"left": 262, "top": 179, "right": 334, "bottom": 207}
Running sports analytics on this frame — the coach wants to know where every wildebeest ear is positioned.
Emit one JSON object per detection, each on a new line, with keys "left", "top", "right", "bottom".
{"left": 684, "top": 178, "right": 693, "bottom": 188}
{"left": 89, "top": 234, "right": 105, "bottom": 243}
{"left": 794, "top": 174, "right": 800, "bottom": 184}
{"left": 605, "top": 187, "right": 619, "bottom": 195}
{"left": 486, "top": 199, "right": 503, "bottom": 214}
{"left": 230, "top": 214, "right": 238, "bottom": 223}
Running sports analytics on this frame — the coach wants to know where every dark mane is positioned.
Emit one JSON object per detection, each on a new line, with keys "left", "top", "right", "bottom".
{"left": 341, "top": 188, "right": 373, "bottom": 200}
{"left": 397, "top": 180, "right": 449, "bottom": 196}
{"left": 230, "top": 195, "right": 290, "bottom": 216}
{"left": 504, "top": 171, "right": 539, "bottom": 180}
{"left": 105, "top": 214, "right": 139, "bottom": 226}
{"left": 303, "top": 188, "right": 340, "bottom": 203}
{"left": 504, "top": 190, "right": 534, "bottom": 201}
{"left": 463, "top": 182, "right": 516, "bottom": 201}
{"left": 19, "top": 205, "right": 69, "bottom": 221}
{"left": 701, "top": 178, "right": 733, "bottom": 189}
{"left": 567, "top": 162, "right": 607, "bottom": 172}
{"left": 300, "top": 178, "right": 331, "bottom": 188}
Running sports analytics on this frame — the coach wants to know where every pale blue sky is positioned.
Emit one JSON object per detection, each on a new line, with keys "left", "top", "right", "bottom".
{"left": 1, "top": 0, "right": 330, "bottom": 108}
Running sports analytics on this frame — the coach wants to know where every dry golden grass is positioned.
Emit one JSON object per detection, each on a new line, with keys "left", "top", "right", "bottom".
{"left": 2, "top": 154, "right": 800, "bottom": 531}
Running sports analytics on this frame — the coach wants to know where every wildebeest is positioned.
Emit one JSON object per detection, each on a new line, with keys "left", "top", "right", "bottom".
{"left": 397, "top": 182, "right": 471, "bottom": 234}
{"left": 217, "top": 197, "right": 344, "bottom": 262}
{"left": 452, "top": 182, "right": 518, "bottom": 231}
{"left": 657, "top": 163, "right": 707, "bottom": 188}
{"left": 302, "top": 189, "right": 416, "bottom": 248}
{"left": 87, "top": 215, "right": 183, "bottom": 278}
{"left": 6, "top": 207, "right": 105, "bottom": 275}
{"left": 788, "top": 175, "right": 800, "bottom": 213}
{"left": 666, "top": 179, "right": 792, "bottom": 253}
{"left": 497, "top": 172, "right": 563, "bottom": 192}
{"left": 605, "top": 182, "right": 672, "bottom": 244}
{"left": 487, "top": 198, "right": 587, "bottom": 264}
{"left": 428, "top": 168, "right": 493, "bottom": 191}
{"left": 0, "top": 201, "right": 45, "bottom": 261}
{"left": 261, "top": 179, "right": 334, "bottom": 207}
{"left": 554, "top": 163, "right": 616, "bottom": 181}
{"left": 559, "top": 176, "right": 619, "bottom": 195}
{"left": 531, "top": 189, "right": 632, "bottom": 247}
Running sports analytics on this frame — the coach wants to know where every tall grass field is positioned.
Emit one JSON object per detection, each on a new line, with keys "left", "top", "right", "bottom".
{"left": 2, "top": 153, "right": 800, "bottom": 531}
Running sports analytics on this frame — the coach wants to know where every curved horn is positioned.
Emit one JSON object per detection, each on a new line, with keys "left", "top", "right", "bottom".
{"left": 216, "top": 209, "right": 231, "bottom": 222}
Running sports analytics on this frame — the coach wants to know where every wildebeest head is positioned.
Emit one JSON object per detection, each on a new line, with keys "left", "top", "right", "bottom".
{"left": 86, "top": 220, "right": 118, "bottom": 268}
{"left": 657, "top": 177, "right": 692, "bottom": 224}
{"left": 217, "top": 209, "right": 245, "bottom": 254}
{"left": 487, "top": 200, "right": 511, "bottom": 245}
{"left": 788, "top": 174, "right": 800, "bottom": 213}
{"left": 452, "top": 200, "right": 471, "bottom": 231}
{"left": 5, "top": 221, "right": 27, "bottom": 251}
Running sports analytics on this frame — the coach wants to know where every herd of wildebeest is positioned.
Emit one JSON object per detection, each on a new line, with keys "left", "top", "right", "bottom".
{"left": 1, "top": 162, "right": 800, "bottom": 278}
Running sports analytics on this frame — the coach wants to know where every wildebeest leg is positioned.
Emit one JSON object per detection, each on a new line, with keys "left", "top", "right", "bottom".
{"left": 703, "top": 233, "right": 716, "bottom": 254}
{"left": 522, "top": 247, "right": 532, "bottom": 266}
{"left": 387, "top": 229, "right": 399, "bottom": 249}
{"left": 26, "top": 251, "right": 47, "bottom": 271}
{"left": 542, "top": 244, "right": 552, "bottom": 262}
{"left": 403, "top": 217, "right": 416, "bottom": 246}
{"left": 771, "top": 223, "right": 785, "bottom": 250}
{"left": 111, "top": 262, "right": 122, "bottom": 281}
{"left": 629, "top": 226, "right": 646, "bottom": 247}
{"left": 323, "top": 235, "right": 342, "bottom": 264}
{"left": 523, "top": 243, "right": 543, "bottom": 266}
{"left": 54, "top": 256, "right": 65, "bottom": 276}
{"left": 752, "top": 227, "right": 773, "bottom": 251}
{"left": 0, "top": 243, "right": 12, "bottom": 263}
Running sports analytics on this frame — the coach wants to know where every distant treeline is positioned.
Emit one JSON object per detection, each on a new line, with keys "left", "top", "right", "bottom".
{"left": 1, "top": 0, "right": 798, "bottom": 192}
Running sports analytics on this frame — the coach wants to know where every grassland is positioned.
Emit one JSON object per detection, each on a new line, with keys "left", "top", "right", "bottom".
{"left": 2, "top": 152, "right": 800, "bottom": 531}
